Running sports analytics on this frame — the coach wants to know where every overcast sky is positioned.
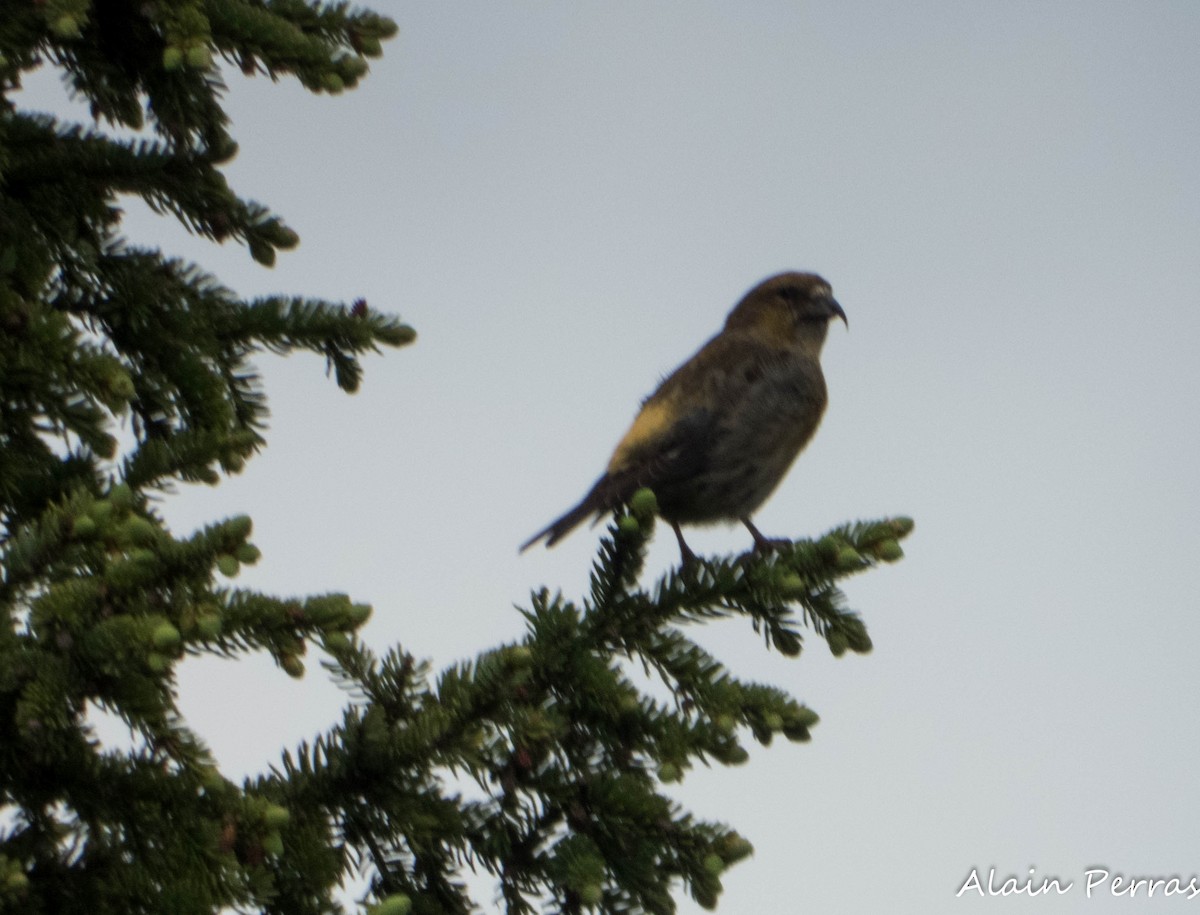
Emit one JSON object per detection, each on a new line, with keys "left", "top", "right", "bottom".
{"left": 18, "top": 2, "right": 1200, "bottom": 912}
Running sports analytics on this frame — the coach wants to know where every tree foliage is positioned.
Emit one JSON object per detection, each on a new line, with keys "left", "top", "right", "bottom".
{"left": 0, "top": 4, "right": 910, "bottom": 913}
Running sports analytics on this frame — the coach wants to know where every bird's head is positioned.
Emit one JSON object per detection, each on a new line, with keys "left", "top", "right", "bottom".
{"left": 724, "top": 272, "right": 847, "bottom": 350}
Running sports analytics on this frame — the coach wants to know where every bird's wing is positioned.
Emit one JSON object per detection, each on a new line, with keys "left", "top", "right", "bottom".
{"left": 605, "top": 402, "right": 714, "bottom": 491}
{"left": 519, "top": 406, "right": 714, "bottom": 552}
{"left": 521, "top": 331, "right": 775, "bottom": 552}
{"left": 607, "top": 329, "right": 775, "bottom": 480}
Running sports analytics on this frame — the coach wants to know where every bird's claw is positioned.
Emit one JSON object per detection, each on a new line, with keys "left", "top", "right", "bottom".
{"left": 742, "top": 519, "right": 791, "bottom": 555}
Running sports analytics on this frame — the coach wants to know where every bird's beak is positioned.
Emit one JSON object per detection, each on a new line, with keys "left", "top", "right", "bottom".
{"left": 827, "top": 297, "right": 848, "bottom": 328}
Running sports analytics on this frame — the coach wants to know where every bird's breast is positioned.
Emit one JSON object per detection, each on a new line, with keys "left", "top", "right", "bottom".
{"left": 727, "top": 355, "right": 827, "bottom": 443}
{"left": 656, "top": 354, "right": 828, "bottom": 523}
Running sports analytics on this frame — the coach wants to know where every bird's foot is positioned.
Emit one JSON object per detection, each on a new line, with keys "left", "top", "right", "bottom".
{"left": 671, "top": 521, "right": 700, "bottom": 570}
{"left": 742, "top": 519, "right": 792, "bottom": 555}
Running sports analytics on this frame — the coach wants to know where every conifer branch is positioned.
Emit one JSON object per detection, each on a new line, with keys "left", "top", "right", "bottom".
{"left": 0, "top": 4, "right": 909, "bottom": 912}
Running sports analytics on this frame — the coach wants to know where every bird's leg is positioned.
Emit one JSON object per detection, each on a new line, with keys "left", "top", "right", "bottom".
{"left": 671, "top": 520, "right": 699, "bottom": 568}
{"left": 742, "top": 518, "right": 792, "bottom": 554}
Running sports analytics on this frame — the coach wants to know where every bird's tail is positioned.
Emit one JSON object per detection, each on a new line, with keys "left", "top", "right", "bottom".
{"left": 519, "top": 496, "right": 598, "bottom": 552}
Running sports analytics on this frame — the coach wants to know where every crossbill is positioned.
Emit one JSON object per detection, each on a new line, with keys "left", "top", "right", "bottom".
{"left": 521, "top": 271, "right": 847, "bottom": 563}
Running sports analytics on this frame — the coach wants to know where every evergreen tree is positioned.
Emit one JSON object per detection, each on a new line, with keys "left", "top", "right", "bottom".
{"left": 0, "top": 4, "right": 911, "bottom": 913}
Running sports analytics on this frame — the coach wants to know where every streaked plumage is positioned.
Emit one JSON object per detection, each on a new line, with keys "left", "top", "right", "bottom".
{"left": 521, "top": 271, "right": 846, "bottom": 562}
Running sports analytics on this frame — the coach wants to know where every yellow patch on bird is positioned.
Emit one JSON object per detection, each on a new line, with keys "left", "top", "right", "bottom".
{"left": 607, "top": 397, "right": 675, "bottom": 472}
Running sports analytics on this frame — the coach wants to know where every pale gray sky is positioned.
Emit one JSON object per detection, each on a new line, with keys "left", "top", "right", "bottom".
{"left": 19, "top": 2, "right": 1200, "bottom": 912}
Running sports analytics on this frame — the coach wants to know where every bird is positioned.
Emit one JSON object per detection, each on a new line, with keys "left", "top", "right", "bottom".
{"left": 520, "top": 271, "right": 847, "bottom": 564}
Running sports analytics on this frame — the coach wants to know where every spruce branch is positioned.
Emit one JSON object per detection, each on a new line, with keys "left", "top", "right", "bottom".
{"left": 0, "top": 3, "right": 912, "bottom": 912}
{"left": 250, "top": 512, "right": 909, "bottom": 912}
